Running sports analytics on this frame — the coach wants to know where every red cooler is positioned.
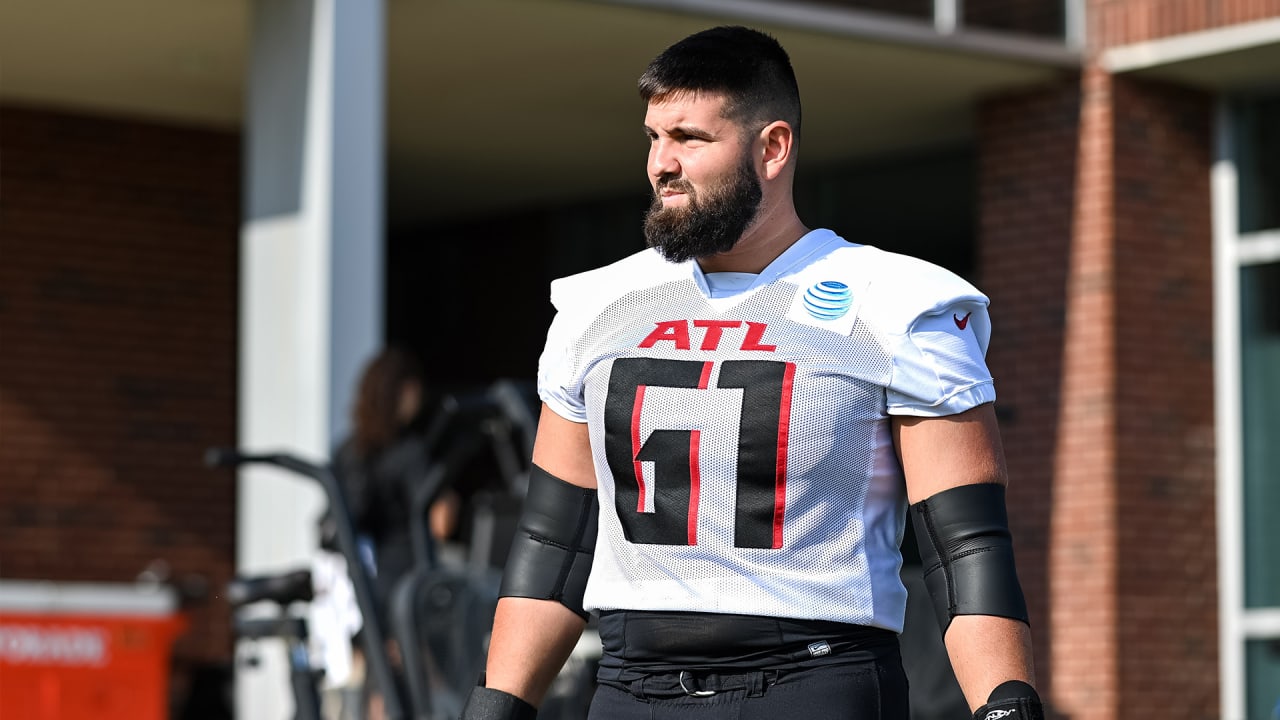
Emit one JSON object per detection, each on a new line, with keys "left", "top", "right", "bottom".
{"left": 0, "top": 581, "right": 188, "bottom": 720}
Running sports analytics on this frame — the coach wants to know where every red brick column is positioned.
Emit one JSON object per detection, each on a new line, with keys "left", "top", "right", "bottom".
{"left": 1051, "top": 62, "right": 1123, "bottom": 718}
{"left": 1110, "top": 74, "right": 1217, "bottom": 720}
{"left": 978, "top": 74, "right": 1085, "bottom": 712}
{"left": 978, "top": 60, "right": 1218, "bottom": 720}
{"left": 979, "top": 65, "right": 1123, "bottom": 717}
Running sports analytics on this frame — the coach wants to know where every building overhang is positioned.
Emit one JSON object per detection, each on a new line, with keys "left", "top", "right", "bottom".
{"left": 0, "top": 0, "right": 1079, "bottom": 227}
{"left": 1103, "top": 17, "right": 1280, "bottom": 92}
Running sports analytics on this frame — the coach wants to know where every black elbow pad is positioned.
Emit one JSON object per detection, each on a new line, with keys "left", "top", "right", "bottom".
{"left": 910, "top": 482, "right": 1029, "bottom": 631}
{"left": 498, "top": 464, "right": 598, "bottom": 619}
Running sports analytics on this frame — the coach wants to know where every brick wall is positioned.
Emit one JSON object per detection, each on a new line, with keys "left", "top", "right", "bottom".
{"left": 978, "top": 74, "right": 1095, "bottom": 715}
{"left": 1091, "top": 0, "right": 1280, "bottom": 47}
{"left": 978, "top": 65, "right": 1218, "bottom": 719}
{"left": 1052, "top": 62, "right": 1124, "bottom": 718}
{"left": 0, "top": 105, "right": 240, "bottom": 668}
{"left": 1110, "top": 74, "right": 1217, "bottom": 720}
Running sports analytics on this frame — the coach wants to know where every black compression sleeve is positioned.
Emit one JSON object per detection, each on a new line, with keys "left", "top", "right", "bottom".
{"left": 910, "top": 482, "right": 1030, "bottom": 631}
{"left": 498, "top": 464, "right": 598, "bottom": 619}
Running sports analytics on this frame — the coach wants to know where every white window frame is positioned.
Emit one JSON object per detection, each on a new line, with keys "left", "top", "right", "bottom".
{"left": 1213, "top": 96, "right": 1280, "bottom": 720}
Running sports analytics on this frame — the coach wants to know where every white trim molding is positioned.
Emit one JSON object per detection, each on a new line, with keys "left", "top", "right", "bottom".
{"left": 1212, "top": 92, "right": 1280, "bottom": 720}
{"left": 1104, "top": 16, "right": 1280, "bottom": 72}
{"left": 1241, "top": 609, "right": 1280, "bottom": 637}
{"left": 1236, "top": 228, "right": 1280, "bottom": 266}
{"left": 1212, "top": 96, "right": 1246, "bottom": 720}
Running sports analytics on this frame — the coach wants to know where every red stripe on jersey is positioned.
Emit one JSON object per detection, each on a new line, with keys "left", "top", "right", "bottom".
{"left": 688, "top": 429, "right": 701, "bottom": 545}
{"left": 688, "top": 362, "right": 711, "bottom": 542}
{"left": 632, "top": 385, "right": 646, "bottom": 512}
{"left": 698, "top": 361, "right": 713, "bottom": 390}
{"left": 773, "top": 363, "right": 796, "bottom": 549}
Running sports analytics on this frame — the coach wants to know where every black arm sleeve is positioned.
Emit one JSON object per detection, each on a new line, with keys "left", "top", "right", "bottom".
{"left": 910, "top": 482, "right": 1030, "bottom": 632}
{"left": 498, "top": 464, "right": 598, "bottom": 619}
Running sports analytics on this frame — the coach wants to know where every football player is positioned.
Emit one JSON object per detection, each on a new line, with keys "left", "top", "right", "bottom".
{"left": 463, "top": 25, "right": 1042, "bottom": 720}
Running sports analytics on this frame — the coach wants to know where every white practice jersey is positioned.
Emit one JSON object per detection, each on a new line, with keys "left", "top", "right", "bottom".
{"left": 537, "top": 229, "right": 995, "bottom": 632}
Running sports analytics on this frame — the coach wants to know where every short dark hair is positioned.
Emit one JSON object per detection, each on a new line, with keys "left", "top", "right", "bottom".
{"left": 638, "top": 26, "right": 801, "bottom": 138}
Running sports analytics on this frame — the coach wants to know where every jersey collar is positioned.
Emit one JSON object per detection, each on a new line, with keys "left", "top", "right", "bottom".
{"left": 690, "top": 229, "right": 849, "bottom": 299}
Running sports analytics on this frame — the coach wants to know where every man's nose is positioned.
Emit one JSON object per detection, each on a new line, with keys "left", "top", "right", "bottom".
{"left": 649, "top": 140, "right": 680, "bottom": 179}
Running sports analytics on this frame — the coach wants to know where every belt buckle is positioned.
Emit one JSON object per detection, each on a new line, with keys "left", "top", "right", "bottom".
{"left": 678, "top": 670, "right": 716, "bottom": 697}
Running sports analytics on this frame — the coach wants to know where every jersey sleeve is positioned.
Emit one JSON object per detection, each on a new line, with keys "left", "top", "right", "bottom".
{"left": 886, "top": 297, "right": 995, "bottom": 417}
{"left": 536, "top": 300, "right": 588, "bottom": 424}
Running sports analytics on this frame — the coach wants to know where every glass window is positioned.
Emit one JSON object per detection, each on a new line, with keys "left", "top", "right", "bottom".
{"left": 812, "top": 0, "right": 1066, "bottom": 39}
{"left": 1236, "top": 95, "right": 1280, "bottom": 233}
{"left": 811, "top": 1, "right": 933, "bottom": 22}
{"left": 1246, "top": 639, "right": 1280, "bottom": 720}
{"left": 1241, "top": 261, "right": 1280, "bottom": 609}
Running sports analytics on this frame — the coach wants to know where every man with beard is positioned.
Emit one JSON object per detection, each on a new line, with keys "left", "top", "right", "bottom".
{"left": 462, "top": 26, "right": 1043, "bottom": 720}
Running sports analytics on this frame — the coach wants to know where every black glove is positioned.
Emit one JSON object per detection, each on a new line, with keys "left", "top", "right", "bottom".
{"left": 459, "top": 685, "right": 537, "bottom": 720}
{"left": 971, "top": 680, "right": 1044, "bottom": 720}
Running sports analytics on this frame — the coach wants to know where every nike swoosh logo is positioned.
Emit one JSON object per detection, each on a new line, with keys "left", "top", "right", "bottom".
{"left": 954, "top": 312, "right": 972, "bottom": 330}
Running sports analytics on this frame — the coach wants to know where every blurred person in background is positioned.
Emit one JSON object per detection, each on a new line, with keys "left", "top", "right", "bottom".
{"left": 322, "top": 346, "right": 460, "bottom": 719}
{"left": 332, "top": 346, "right": 458, "bottom": 600}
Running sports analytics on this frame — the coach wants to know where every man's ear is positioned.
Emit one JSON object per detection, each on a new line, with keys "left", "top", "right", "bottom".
{"left": 758, "top": 121, "right": 796, "bottom": 181}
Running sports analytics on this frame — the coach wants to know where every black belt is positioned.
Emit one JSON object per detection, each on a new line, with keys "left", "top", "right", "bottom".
{"left": 598, "top": 667, "right": 781, "bottom": 700}
{"left": 596, "top": 610, "right": 898, "bottom": 673}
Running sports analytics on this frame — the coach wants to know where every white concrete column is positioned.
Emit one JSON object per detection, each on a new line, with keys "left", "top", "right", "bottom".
{"left": 237, "top": 0, "right": 384, "bottom": 717}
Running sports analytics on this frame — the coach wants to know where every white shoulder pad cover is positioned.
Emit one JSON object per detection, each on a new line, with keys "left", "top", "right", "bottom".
{"left": 844, "top": 247, "right": 995, "bottom": 417}
{"left": 538, "top": 249, "right": 683, "bottom": 422}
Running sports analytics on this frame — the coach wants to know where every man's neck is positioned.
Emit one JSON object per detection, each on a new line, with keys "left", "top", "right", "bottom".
{"left": 697, "top": 212, "right": 810, "bottom": 274}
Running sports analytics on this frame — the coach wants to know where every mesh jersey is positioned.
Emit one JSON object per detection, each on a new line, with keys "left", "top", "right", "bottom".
{"left": 537, "top": 229, "right": 995, "bottom": 632}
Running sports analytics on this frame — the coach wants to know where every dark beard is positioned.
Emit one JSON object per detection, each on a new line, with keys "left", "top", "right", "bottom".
{"left": 643, "top": 156, "right": 763, "bottom": 264}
